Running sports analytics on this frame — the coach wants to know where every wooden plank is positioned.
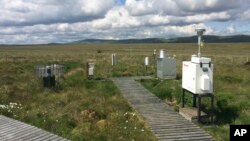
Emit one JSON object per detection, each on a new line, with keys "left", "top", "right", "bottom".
{"left": 157, "top": 134, "right": 214, "bottom": 140}
{"left": 21, "top": 129, "right": 54, "bottom": 141}
{"left": 12, "top": 128, "right": 44, "bottom": 140}
{"left": 2, "top": 125, "right": 36, "bottom": 139}
{"left": 35, "top": 134, "right": 60, "bottom": 141}
{"left": 0, "top": 115, "right": 69, "bottom": 141}
{"left": 152, "top": 128, "right": 203, "bottom": 134}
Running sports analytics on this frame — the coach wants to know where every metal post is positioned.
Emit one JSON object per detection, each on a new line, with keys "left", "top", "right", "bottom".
{"left": 195, "top": 28, "right": 205, "bottom": 58}
{"left": 211, "top": 95, "right": 214, "bottom": 123}
{"left": 193, "top": 94, "right": 197, "bottom": 107}
{"left": 182, "top": 89, "right": 185, "bottom": 108}
{"left": 198, "top": 36, "right": 201, "bottom": 58}
{"left": 153, "top": 50, "right": 157, "bottom": 78}
{"left": 86, "top": 62, "right": 89, "bottom": 78}
{"left": 198, "top": 96, "right": 201, "bottom": 122}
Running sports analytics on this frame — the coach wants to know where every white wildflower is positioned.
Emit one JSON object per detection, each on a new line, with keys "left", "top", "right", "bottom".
{"left": 0, "top": 105, "right": 6, "bottom": 109}
{"left": 10, "top": 105, "right": 14, "bottom": 109}
{"left": 132, "top": 113, "right": 136, "bottom": 117}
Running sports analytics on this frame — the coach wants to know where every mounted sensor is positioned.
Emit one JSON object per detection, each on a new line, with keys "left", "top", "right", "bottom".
{"left": 195, "top": 28, "right": 206, "bottom": 58}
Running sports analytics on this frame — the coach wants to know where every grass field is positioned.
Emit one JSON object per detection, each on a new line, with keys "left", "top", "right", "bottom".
{"left": 0, "top": 43, "right": 250, "bottom": 141}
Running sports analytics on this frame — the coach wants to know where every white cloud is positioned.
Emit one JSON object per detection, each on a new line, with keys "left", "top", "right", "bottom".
{"left": 0, "top": 0, "right": 114, "bottom": 26}
{"left": 125, "top": 0, "right": 179, "bottom": 16}
{"left": 185, "top": 12, "right": 231, "bottom": 23}
{"left": 226, "top": 24, "right": 236, "bottom": 33}
{"left": 91, "top": 6, "right": 140, "bottom": 29}
{"left": 240, "top": 9, "right": 250, "bottom": 21}
{"left": 175, "top": 0, "right": 241, "bottom": 12}
{"left": 0, "top": 0, "right": 250, "bottom": 44}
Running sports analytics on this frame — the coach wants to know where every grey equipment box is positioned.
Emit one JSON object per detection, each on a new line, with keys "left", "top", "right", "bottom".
{"left": 157, "top": 57, "right": 176, "bottom": 79}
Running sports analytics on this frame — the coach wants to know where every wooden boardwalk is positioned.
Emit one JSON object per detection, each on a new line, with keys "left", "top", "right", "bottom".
{"left": 0, "top": 115, "right": 69, "bottom": 141}
{"left": 112, "top": 77, "right": 215, "bottom": 141}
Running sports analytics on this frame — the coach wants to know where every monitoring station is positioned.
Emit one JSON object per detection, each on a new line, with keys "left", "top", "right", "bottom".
{"left": 35, "top": 64, "right": 64, "bottom": 88}
{"left": 157, "top": 49, "right": 176, "bottom": 79}
{"left": 87, "top": 62, "right": 95, "bottom": 79}
{"left": 112, "top": 53, "right": 117, "bottom": 66}
{"left": 181, "top": 28, "right": 214, "bottom": 122}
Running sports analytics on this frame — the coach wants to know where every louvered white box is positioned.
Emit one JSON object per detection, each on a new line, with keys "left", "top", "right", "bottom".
{"left": 182, "top": 56, "right": 213, "bottom": 94}
{"left": 157, "top": 57, "right": 176, "bottom": 79}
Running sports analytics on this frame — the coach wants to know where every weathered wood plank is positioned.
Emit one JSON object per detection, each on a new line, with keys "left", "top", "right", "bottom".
{"left": 112, "top": 77, "right": 215, "bottom": 141}
{"left": 0, "top": 115, "right": 69, "bottom": 141}
{"left": 11, "top": 128, "right": 45, "bottom": 141}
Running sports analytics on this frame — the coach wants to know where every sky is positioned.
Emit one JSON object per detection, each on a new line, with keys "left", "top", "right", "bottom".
{"left": 0, "top": 0, "right": 250, "bottom": 44}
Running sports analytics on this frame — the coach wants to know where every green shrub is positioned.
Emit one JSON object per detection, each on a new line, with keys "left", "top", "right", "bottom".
{"left": 215, "top": 94, "right": 240, "bottom": 124}
{"left": 63, "top": 61, "right": 84, "bottom": 73}
{"left": 140, "top": 79, "right": 173, "bottom": 100}
{"left": 97, "top": 50, "right": 102, "bottom": 53}
{"left": 220, "top": 75, "right": 243, "bottom": 83}
{"left": 172, "top": 82, "right": 182, "bottom": 103}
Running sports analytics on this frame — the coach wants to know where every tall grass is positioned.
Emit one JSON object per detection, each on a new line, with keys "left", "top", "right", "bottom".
{"left": 0, "top": 43, "right": 250, "bottom": 141}
{"left": 0, "top": 59, "right": 156, "bottom": 141}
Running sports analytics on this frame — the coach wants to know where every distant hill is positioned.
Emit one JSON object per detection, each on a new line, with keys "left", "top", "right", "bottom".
{"left": 169, "top": 35, "right": 250, "bottom": 43}
{"left": 70, "top": 38, "right": 168, "bottom": 44}
{"left": 70, "top": 35, "right": 250, "bottom": 44}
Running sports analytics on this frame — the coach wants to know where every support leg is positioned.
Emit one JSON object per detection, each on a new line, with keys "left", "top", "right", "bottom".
{"left": 211, "top": 95, "right": 214, "bottom": 123}
{"left": 193, "top": 94, "right": 197, "bottom": 107}
{"left": 182, "top": 89, "right": 185, "bottom": 108}
{"left": 198, "top": 96, "right": 201, "bottom": 122}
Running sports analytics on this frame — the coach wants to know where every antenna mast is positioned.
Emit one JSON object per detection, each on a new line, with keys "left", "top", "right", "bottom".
{"left": 195, "top": 28, "right": 206, "bottom": 58}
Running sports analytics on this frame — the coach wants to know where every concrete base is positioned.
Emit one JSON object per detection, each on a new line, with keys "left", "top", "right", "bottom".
{"left": 179, "top": 107, "right": 207, "bottom": 122}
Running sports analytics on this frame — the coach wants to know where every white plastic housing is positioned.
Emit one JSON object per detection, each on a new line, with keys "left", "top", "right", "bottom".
{"left": 191, "top": 57, "right": 211, "bottom": 64}
{"left": 88, "top": 63, "right": 95, "bottom": 76}
{"left": 159, "top": 49, "right": 165, "bottom": 58}
{"left": 157, "top": 57, "right": 176, "bottom": 79}
{"left": 182, "top": 56, "right": 213, "bottom": 94}
{"left": 88, "top": 68, "right": 94, "bottom": 75}
{"left": 195, "top": 28, "right": 205, "bottom": 35}
{"left": 201, "top": 74, "right": 210, "bottom": 91}
{"left": 145, "top": 57, "right": 149, "bottom": 66}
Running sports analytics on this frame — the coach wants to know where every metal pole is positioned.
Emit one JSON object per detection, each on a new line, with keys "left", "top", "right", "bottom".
{"left": 198, "top": 96, "right": 201, "bottom": 122}
{"left": 193, "top": 94, "right": 197, "bottom": 107}
{"left": 198, "top": 36, "right": 201, "bottom": 58}
{"left": 211, "top": 95, "right": 214, "bottom": 123}
{"left": 182, "top": 89, "right": 185, "bottom": 108}
{"left": 153, "top": 50, "right": 157, "bottom": 78}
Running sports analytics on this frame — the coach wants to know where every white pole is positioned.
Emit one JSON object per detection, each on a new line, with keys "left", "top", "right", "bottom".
{"left": 112, "top": 54, "right": 116, "bottom": 66}
{"left": 198, "top": 36, "right": 201, "bottom": 58}
{"left": 160, "top": 49, "right": 165, "bottom": 58}
{"left": 145, "top": 57, "right": 149, "bottom": 66}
